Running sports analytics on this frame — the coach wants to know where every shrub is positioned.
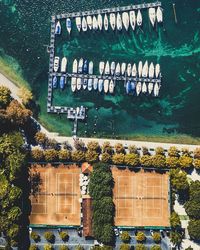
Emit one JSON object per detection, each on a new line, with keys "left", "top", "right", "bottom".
{"left": 29, "top": 245, "right": 38, "bottom": 250}
{"left": 71, "top": 150, "right": 85, "bottom": 162}
{"left": 59, "top": 246, "right": 69, "bottom": 250}
{"left": 140, "top": 155, "right": 152, "bottom": 167}
{"left": 101, "top": 152, "right": 112, "bottom": 163}
{"left": 44, "top": 149, "right": 58, "bottom": 162}
{"left": 124, "top": 153, "right": 139, "bottom": 167}
{"left": 166, "top": 156, "right": 179, "bottom": 168}
{"left": 119, "top": 243, "right": 130, "bottom": 250}
{"left": 168, "top": 146, "right": 179, "bottom": 157}
{"left": 135, "top": 244, "right": 147, "bottom": 250}
{"left": 136, "top": 232, "right": 146, "bottom": 242}
{"left": 150, "top": 246, "right": 162, "bottom": 250}
{"left": 44, "top": 231, "right": 55, "bottom": 243}
{"left": 120, "top": 231, "right": 131, "bottom": 243}
{"left": 85, "top": 150, "right": 99, "bottom": 163}
{"left": 151, "top": 154, "right": 166, "bottom": 168}
{"left": 58, "top": 150, "right": 71, "bottom": 161}
{"left": 30, "top": 231, "right": 40, "bottom": 242}
{"left": 152, "top": 232, "right": 161, "bottom": 243}
{"left": 59, "top": 231, "right": 69, "bottom": 242}
{"left": 112, "top": 153, "right": 125, "bottom": 165}
{"left": 44, "top": 244, "right": 54, "bottom": 250}
{"left": 31, "top": 148, "right": 44, "bottom": 161}
{"left": 179, "top": 155, "right": 193, "bottom": 169}
{"left": 170, "top": 212, "right": 181, "bottom": 228}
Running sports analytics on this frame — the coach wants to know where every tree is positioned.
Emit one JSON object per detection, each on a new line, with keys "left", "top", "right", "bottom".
{"left": 193, "top": 159, "right": 200, "bottom": 169}
{"left": 166, "top": 157, "right": 179, "bottom": 168}
{"left": 59, "top": 231, "right": 69, "bottom": 242}
{"left": 170, "top": 169, "right": 189, "bottom": 191}
{"left": 124, "top": 153, "right": 139, "bottom": 167}
{"left": 29, "top": 245, "right": 38, "bottom": 250}
{"left": 128, "top": 145, "right": 138, "bottom": 154}
{"left": 170, "top": 212, "right": 181, "bottom": 228}
{"left": 101, "top": 152, "right": 112, "bottom": 163}
{"left": 119, "top": 244, "right": 130, "bottom": 250}
{"left": 114, "top": 143, "right": 125, "bottom": 154}
{"left": 45, "top": 138, "right": 60, "bottom": 150}
{"left": 120, "top": 231, "right": 130, "bottom": 243}
{"left": 142, "top": 147, "right": 150, "bottom": 155}
{"left": 194, "top": 148, "right": 200, "bottom": 159}
{"left": 59, "top": 246, "right": 69, "bottom": 250}
{"left": 44, "top": 149, "right": 58, "bottom": 162}
{"left": 179, "top": 155, "right": 193, "bottom": 169}
{"left": 102, "top": 142, "right": 113, "bottom": 155}
{"left": 168, "top": 146, "right": 179, "bottom": 157}
{"left": 184, "top": 201, "right": 200, "bottom": 219}
{"left": 7, "top": 206, "right": 22, "bottom": 222}
{"left": 185, "top": 246, "right": 193, "bottom": 250}
{"left": 0, "top": 86, "right": 11, "bottom": 108}
{"left": 7, "top": 224, "right": 19, "bottom": 238}
{"left": 34, "top": 132, "right": 47, "bottom": 147}
{"left": 71, "top": 150, "right": 85, "bottom": 162}
{"left": 155, "top": 147, "right": 165, "bottom": 155}
{"left": 152, "top": 232, "right": 161, "bottom": 243}
{"left": 44, "top": 244, "right": 54, "bottom": 250}
{"left": 181, "top": 148, "right": 191, "bottom": 157}
{"left": 135, "top": 244, "right": 147, "bottom": 250}
{"left": 18, "top": 86, "right": 33, "bottom": 105}
{"left": 140, "top": 155, "right": 152, "bottom": 167}
{"left": 75, "top": 245, "right": 84, "bottom": 250}
{"left": 151, "top": 154, "right": 166, "bottom": 168}
{"left": 136, "top": 232, "right": 146, "bottom": 242}
{"left": 188, "top": 220, "right": 200, "bottom": 240}
{"left": 44, "top": 231, "right": 55, "bottom": 243}
{"left": 87, "top": 141, "right": 101, "bottom": 153}
{"left": 58, "top": 149, "right": 71, "bottom": 162}
{"left": 30, "top": 231, "right": 40, "bottom": 242}
{"left": 31, "top": 148, "right": 44, "bottom": 161}
{"left": 150, "top": 246, "right": 162, "bottom": 250}
{"left": 170, "top": 231, "right": 182, "bottom": 246}
{"left": 74, "top": 139, "right": 85, "bottom": 151}
{"left": 85, "top": 150, "right": 99, "bottom": 163}
{"left": 112, "top": 153, "right": 125, "bottom": 165}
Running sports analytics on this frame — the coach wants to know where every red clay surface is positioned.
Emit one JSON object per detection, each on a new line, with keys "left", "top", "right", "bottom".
{"left": 112, "top": 167, "right": 170, "bottom": 227}
{"left": 29, "top": 164, "right": 81, "bottom": 226}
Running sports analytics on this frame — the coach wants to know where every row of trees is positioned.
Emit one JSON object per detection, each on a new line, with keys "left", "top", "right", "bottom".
{"left": 30, "top": 244, "right": 83, "bottom": 250}
{"left": 31, "top": 231, "right": 69, "bottom": 243}
{"left": 120, "top": 231, "right": 161, "bottom": 244}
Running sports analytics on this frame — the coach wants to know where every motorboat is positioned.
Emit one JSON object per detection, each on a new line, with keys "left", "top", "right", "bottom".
{"left": 104, "top": 14, "right": 109, "bottom": 31}
{"left": 154, "top": 82, "right": 160, "bottom": 96}
{"left": 61, "top": 57, "right": 67, "bottom": 73}
{"left": 76, "top": 17, "right": 81, "bottom": 32}
{"left": 86, "top": 16, "right": 93, "bottom": 30}
{"left": 142, "top": 60, "right": 148, "bottom": 78}
{"left": 97, "top": 14, "right": 103, "bottom": 30}
{"left": 92, "top": 16, "right": 98, "bottom": 31}
{"left": 52, "top": 76, "right": 57, "bottom": 88}
{"left": 93, "top": 78, "right": 98, "bottom": 90}
{"left": 142, "top": 82, "right": 147, "bottom": 93}
{"left": 104, "top": 79, "right": 109, "bottom": 93}
{"left": 122, "top": 12, "right": 129, "bottom": 31}
{"left": 83, "top": 60, "right": 88, "bottom": 74}
{"left": 60, "top": 76, "right": 65, "bottom": 90}
{"left": 71, "top": 77, "right": 77, "bottom": 92}
{"left": 127, "top": 63, "right": 132, "bottom": 77}
{"left": 109, "top": 80, "right": 115, "bottom": 94}
{"left": 72, "top": 59, "right": 78, "bottom": 73}
{"left": 115, "top": 63, "right": 121, "bottom": 76}
{"left": 83, "top": 78, "right": 88, "bottom": 90}
{"left": 148, "top": 82, "right": 154, "bottom": 94}
{"left": 148, "top": 8, "right": 156, "bottom": 27}
{"left": 98, "top": 79, "right": 103, "bottom": 92}
{"left": 88, "top": 78, "right": 93, "bottom": 91}
{"left": 136, "top": 82, "right": 142, "bottom": 96}
{"left": 116, "top": 13, "right": 122, "bottom": 31}
{"left": 66, "top": 18, "right": 72, "bottom": 34}
{"left": 111, "top": 61, "right": 116, "bottom": 75}
{"left": 129, "top": 11, "right": 136, "bottom": 30}
{"left": 88, "top": 61, "right": 94, "bottom": 74}
{"left": 149, "top": 62, "right": 154, "bottom": 78}
{"left": 131, "top": 63, "right": 137, "bottom": 77}
{"left": 155, "top": 64, "right": 160, "bottom": 78}
{"left": 53, "top": 56, "right": 59, "bottom": 72}
{"left": 105, "top": 61, "right": 110, "bottom": 75}
{"left": 55, "top": 21, "right": 61, "bottom": 35}
{"left": 130, "top": 81, "right": 136, "bottom": 94}
{"left": 110, "top": 13, "right": 116, "bottom": 30}
{"left": 99, "top": 61, "right": 105, "bottom": 75}
{"left": 121, "top": 63, "right": 126, "bottom": 75}
{"left": 138, "top": 61, "right": 143, "bottom": 77}
{"left": 126, "top": 80, "right": 131, "bottom": 94}
{"left": 77, "top": 78, "right": 82, "bottom": 91}
{"left": 137, "top": 10, "right": 142, "bottom": 27}
{"left": 156, "top": 7, "right": 163, "bottom": 23}
{"left": 78, "top": 58, "right": 84, "bottom": 73}
{"left": 82, "top": 17, "right": 87, "bottom": 32}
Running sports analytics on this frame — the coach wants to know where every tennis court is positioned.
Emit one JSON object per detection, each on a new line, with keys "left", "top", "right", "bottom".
{"left": 30, "top": 164, "right": 81, "bottom": 226}
{"left": 112, "top": 167, "right": 170, "bottom": 227}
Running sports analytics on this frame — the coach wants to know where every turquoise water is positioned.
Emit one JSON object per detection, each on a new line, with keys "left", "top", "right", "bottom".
{"left": 0, "top": 0, "right": 200, "bottom": 139}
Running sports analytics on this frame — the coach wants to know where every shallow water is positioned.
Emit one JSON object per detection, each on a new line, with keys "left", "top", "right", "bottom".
{"left": 0, "top": 0, "right": 200, "bottom": 139}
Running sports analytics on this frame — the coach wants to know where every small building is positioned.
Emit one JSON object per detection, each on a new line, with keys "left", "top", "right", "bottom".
{"left": 82, "top": 196, "right": 93, "bottom": 237}
{"left": 81, "top": 162, "right": 93, "bottom": 174}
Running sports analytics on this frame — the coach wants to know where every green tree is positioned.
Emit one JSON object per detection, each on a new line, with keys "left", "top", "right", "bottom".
{"left": 194, "top": 148, "right": 200, "bottom": 159}
{"left": 115, "top": 143, "right": 125, "bottom": 154}
{"left": 44, "top": 244, "right": 54, "bottom": 250}
{"left": 170, "top": 231, "right": 182, "bottom": 246}
{"left": 101, "top": 152, "right": 112, "bottom": 163}
{"left": 112, "top": 153, "right": 125, "bottom": 165}
{"left": 170, "top": 212, "right": 181, "bottom": 228}
{"left": 59, "top": 231, "right": 69, "bottom": 242}
{"left": 136, "top": 232, "right": 146, "bottom": 242}
{"left": 150, "top": 246, "right": 162, "bottom": 250}
{"left": 0, "top": 86, "right": 11, "bottom": 108}
{"left": 7, "top": 206, "right": 22, "bottom": 222}
{"left": 58, "top": 149, "right": 71, "bottom": 162}
{"left": 31, "top": 148, "right": 44, "bottom": 161}
{"left": 135, "top": 244, "right": 147, "bottom": 250}
{"left": 185, "top": 246, "right": 193, "bottom": 250}
{"left": 184, "top": 200, "right": 200, "bottom": 219}
{"left": 59, "top": 246, "right": 69, "bottom": 250}
{"left": 179, "top": 155, "right": 193, "bottom": 169}
{"left": 44, "top": 149, "right": 58, "bottom": 162}
{"left": 120, "top": 231, "right": 130, "bottom": 243}
{"left": 193, "top": 159, "right": 200, "bottom": 169}
{"left": 29, "top": 245, "right": 38, "bottom": 250}
{"left": 87, "top": 141, "right": 101, "bottom": 153}
{"left": 166, "top": 156, "right": 179, "bottom": 168}
{"left": 102, "top": 142, "right": 113, "bottom": 155}
{"left": 74, "top": 139, "right": 85, "bottom": 151}
{"left": 181, "top": 148, "right": 191, "bottom": 157}
{"left": 124, "top": 153, "right": 139, "bottom": 167}
{"left": 140, "top": 154, "right": 152, "bottom": 167}
{"left": 188, "top": 220, "right": 200, "bottom": 240}
{"left": 142, "top": 147, "right": 150, "bottom": 155}
{"left": 119, "top": 243, "right": 130, "bottom": 250}
{"left": 128, "top": 145, "right": 138, "bottom": 154}
{"left": 7, "top": 224, "right": 19, "bottom": 238}
{"left": 30, "top": 231, "right": 40, "bottom": 242}
{"left": 75, "top": 245, "right": 84, "bottom": 250}
{"left": 34, "top": 132, "right": 47, "bottom": 147}
{"left": 18, "top": 86, "right": 33, "bottom": 105}
{"left": 170, "top": 169, "right": 189, "bottom": 191}
{"left": 151, "top": 154, "right": 166, "bottom": 168}
{"left": 44, "top": 231, "right": 55, "bottom": 243}
{"left": 168, "top": 146, "right": 179, "bottom": 157}
{"left": 71, "top": 150, "right": 85, "bottom": 162}
{"left": 152, "top": 232, "right": 161, "bottom": 243}
{"left": 155, "top": 147, "right": 165, "bottom": 155}
{"left": 85, "top": 150, "right": 99, "bottom": 163}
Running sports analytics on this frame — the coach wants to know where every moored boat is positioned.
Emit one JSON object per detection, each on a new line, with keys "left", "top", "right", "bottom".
{"left": 154, "top": 82, "right": 160, "bottom": 96}
{"left": 115, "top": 63, "right": 121, "bottom": 76}
{"left": 142, "top": 82, "right": 147, "bottom": 93}
{"left": 99, "top": 61, "right": 105, "bottom": 75}
{"left": 129, "top": 11, "right": 136, "bottom": 30}
{"left": 121, "top": 63, "right": 126, "bottom": 75}
{"left": 136, "top": 82, "right": 142, "bottom": 96}
{"left": 104, "top": 79, "right": 109, "bottom": 93}
{"left": 78, "top": 58, "right": 84, "bottom": 73}
{"left": 105, "top": 61, "right": 110, "bottom": 75}
{"left": 138, "top": 61, "right": 143, "bottom": 77}
{"left": 83, "top": 59, "right": 88, "bottom": 74}
{"left": 89, "top": 61, "right": 94, "bottom": 74}
{"left": 142, "top": 60, "right": 148, "bottom": 78}
{"left": 130, "top": 81, "right": 136, "bottom": 94}
{"left": 93, "top": 78, "right": 98, "bottom": 90}
{"left": 52, "top": 76, "right": 57, "bottom": 88}
{"left": 137, "top": 10, "right": 142, "bottom": 27}
{"left": 126, "top": 80, "right": 131, "bottom": 94}
{"left": 53, "top": 56, "right": 59, "bottom": 72}
{"left": 92, "top": 16, "right": 98, "bottom": 30}
{"left": 148, "top": 8, "right": 156, "bottom": 27}
{"left": 66, "top": 18, "right": 72, "bottom": 34}
{"left": 98, "top": 79, "right": 103, "bottom": 92}
{"left": 76, "top": 17, "right": 81, "bottom": 32}
{"left": 72, "top": 59, "right": 78, "bottom": 73}
{"left": 61, "top": 57, "right": 67, "bottom": 73}
{"left": 88, "top": 78, "right": 93, "bottom": 91}
{"left": 86, "top": 16, "right": 93, "bottom": 30}
{"left": 117, "top": 13, "right": 122, "bottom": 31}
{"left": 97, "top": 14, "right": 103, "bottom": 30}
{"left": 155, "top": 63, "right": 160, "bottom": 78}
{"left": 149, "top": 62, "right": 154, "bottom": 78}
{"left": 111, "top": 61, "right": 116, "bottom": 75}
{"left": 109, "top": 80, "right": 115, "bottom": 94}
{"left": 77, "top": 78, "right": 82, "bottom": 91}
{"left": 71, "top": 77, "right": 77, "bottom": 92}
{"left": 156, "top": 7, "right": 163, "bottom": 23}
{"left": 104, "top": 14, "right": 109, "bottom": 31}
{"left": 127, "top": 63, "right": 132, "bottom": 77}
{"left": 55, "top": 21, "right": 61, "bottom": 35}
{"left": 83, "top": 78, "right": 88, "bottom": 90}
{"left": 110, "top": 13, "right": 116, "bottom": 30}
{"left": 131, "top": 63, "right": 137, "bottom": 77}
{"left": 148, "top": 82, "right": 154, "bottom": 94}
{"left": 122, "top": 12, "right": 129, "bottom": 31}
{"left": 60, "top": 76, "right": 65, "bottom": 90}
{"left": 82, "top": 17, "right": 87, "bottom": 32}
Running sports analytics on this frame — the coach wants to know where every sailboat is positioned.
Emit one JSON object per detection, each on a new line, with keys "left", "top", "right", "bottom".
{"left": 137, "top": 10, "right": 142, "bottom": 27}
{"left": 93, "top": 78, "right": 98, "bottom": 90}
{"left": 111, "top": 62, "right": 116, "bottom": 75}
{"left": 86, "top": 16, "right": 93, "bottom": 30}
{"left": 109, "top": 80, "right": 115, "bottom": 94}
{"left": 115, "top": 63, "right": 121, "bottom": 76}
{"left": 55, "top": 21, "right": 61, "bottom": 35}
{"left": 77, "top": 78, "right": 82, "bottom": 90}
{"left": 105, "top": 61, "right": 110, "bottom": 75}
{"left": 104, "top": 79, "right": 109, "bottom": 93}
{"left": 148, "top": 82, "right": 154, "bottom": 94}
{"left": 99, "top": 61, "right": 105, "bottom": 75}
{"left": 117, "top": 13, "right": 123, "bottom": 31}
{"left": 104, "top": 14, "right": 109, "bottom": 31}
{"left": 129, "top": 11, "right": 136, "bottom": 30}
{"left": 110, "top": 13, "right": 116, "bottom": 30}
{"left": 131, "top": 63, "right": 137, "bottom": 77}
{"left": 155, "top": 64, "right": 160, "bottom": 78}
{"left": 60, "top": 76, "right": 65, "bottom": 90}
{"left": 122, "top": 12, "right": 129, "bottom": 31}
{"left": 61, "top": 57, "right": 67, "bottom": 73}
{"left": 136, "top": 82, "right": 142, "bottom": 96}
{"left": 82, "top": 17, "right": 87, "bottom": 32}
{"left": 71, "top": 77, "right": 77, "bottom": 92}
{"left": 127, "top": 63, "right": 132, "bottom": 77}
{"left": 72, "top": 59, "right": 78, "bottom": 73}
{"left": 97, "top": 14, "right": 103, "bottom": 30}
{"left": 142, "top": 61, "right": 148, "bottom": 78}
{"left": 89, "top": 61, "right": 94, "bottom": 75}
{"left": 78, "top": 58, "right": 84, "bottom": 74}
{"left": 92, "top": 16, "right": 98, "bottom": 30}
{"left": 66, "top": 18, "right": 72, "bottom": 34}
{"left": 148, "top": 63, "right": 154, "bottom": 78}
{"left": 98, "top": 79, "right": 103, "bottom": 92}
{"left": 75, "top": 17, "right": 81, "bottom": 32}
{"left": 154, "top": 82, "right": 160, "bottom": 96}
{"left": 138, "top": 61, "right": 143, "bottom": 78}
{"left": 142, "top": 82, "right": 147, "bottom": 93}
{"left": 156, "top": 7, "right": 163, "bottom": 23}
{"left": 148, "top": 8, "right": 156, "bottom": 27}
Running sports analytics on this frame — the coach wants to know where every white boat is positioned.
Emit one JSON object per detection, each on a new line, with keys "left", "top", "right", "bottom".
{"left": 98, "top": 79, "right": 103, "bottom": 92}
{"left": 104, "top": 14, "right": 109, "bottom": 31}
{"left": 131, "top": 63, "right": 137, "bottom": 77}
{"left": 155, "top": 64, "right": 160, "bottom": 78}
{"left": 105, "top": 61, "right": 110, "bottom": 75}
{"left": 104, "top": 79, "right": 109, "bottom": 93}
{"left": 99, "top": 61, "right": 105, "bottom": 75}
{"left": 156, "top": 7, "right": 163, "bottom": 23}
{"left": 82, "top": 17, "right": 87, "bottom": 32}
{"left": 121, "top": 63, "right": 126, "bottom": 75}
{"left": 53, "top": 56, "right": 59, "bottom": 72}
{"left": 138, "top": 61, "right": 143, "bottom": 77}
{"left": 148, "top": 62, "right": 154, "bottom": 78}
{"left": 55, "top": 21, "right": 61, "bottom": 35}
{"left": 77, "top": 78, "right": 82, "bottom": 90}
{"left": 78, "top": 58, "right": 84, "bottom": 73}
{"left": 154, "top": 82, "right": 160, "bottom": 96}
{"left": 92, "top": 16, "right": 98, "bottom": 30}
{"left": 148, "top": 8, "right": 156, "bottom": 27}
{"left": 76, "top": 17, "right": 81, "bottom": 32}
{"left": 122, "top": 12, "right": 129, "bottom": 31}
{"left": 86, "top": 16, "right": 93, "bottom": 30}
{"left": 61, "top": 57, "right": 67, "bottom": 73}
{"left": 109, "top": 80, "right": 115, "bottom": 94}
{"left": 72, "top": 59, "right": 78, "bottom": 73}
{"left": 142, "top": 61, "right": 148, "bottom": 78}
{"left": 71, "top": 77, "right": 77, "bottom": 92}
{"left": 137, "top": 10, "right": 142, "bottom": 27}
{"left": 136, "top": 82, "right": 142, "bottom": 96}
{"left": 66, "top": 18, "right": 72, "bottom": 34}
{"left": 116, "top": 13, "right": 122, "bottom": 31}
{"left": 127, "top": 63, "right": 132, "bottom": 77}
{"left": 129, "top": 11, "right": 136, "bottom": 30}
{"left": 142, "top": 82, "right": 147, "bottom": 93}
{"left": 89, "top": 61, "right": 94, "bottom": 74}
{"left": 110, "top": 13, "right": 116, "bottom": 30}
{"left": 148, "top": 82, "right": 154, "bottom": 94}
{"left": 111, "top": 62, "right": 116, "bottom": 75}
{"left": 97, "top": 14, "right": 103, "bottom": 30}
{"left": 93, "top": 78, "right": 98, "bottom": 90}
{"left": 88, "top": 78, "right": 93, "bottom": 91}
{"left": 115, "top": 63, "right": 121, "bottom": 76}
{"left": 83, "top": 78, "right": 88, "bottom": 90}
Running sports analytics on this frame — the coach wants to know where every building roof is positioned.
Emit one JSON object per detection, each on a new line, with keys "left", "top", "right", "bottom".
{"left": 81, "top": 162, "right": 93, "bottom": 174}
{"left": 82, "top": 197, "right": 93, "bottom": 237}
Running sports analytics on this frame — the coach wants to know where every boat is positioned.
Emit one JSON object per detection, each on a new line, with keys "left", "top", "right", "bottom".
{"left": 149, "top": 62, "right": 154, "bottom": 78}
{"left": 131, "top": 63, "right": 137, "bottom": 77}
{"left": 92, "top": 16, "right": 98, "bottom": 30}
{"left": 83, "top": 60, "right": 88, "bottom": 74}
{"left": 83, "top": 78, "right": 88, "bottom": 90}
{"left": 71, "top": 77, "right": 77, "bottom": 92}
{"left": 111, "top": 62, "right": 116, "bottom": 75}
{"left": 76, "top": 17, "right": 81, "bottom": 32}
{"left": 136, "top": 82, "right": 142, "bottom": 96}
{"left": 99, "top": 61, "right": 105, "bottom": 75}
{"left": 110, "top": 13, "right": 116, "bottom": 30}
{"left": 55, "top": 21, "right": 61, "bottom": 35}
{"left": 115, "top": 63, "right": 121, "bottom": 76}
{"left": 156, "top": 7, "right": 163, "bottom": 23}
{"left": 88, "top": 79, "right": 93, "bottom": 91}
{"left": 121, "top": 63, "right": 126, "bottom": 75}
{"left": 97, "top": 14, "right": 103, "bottom": 30}
{"left": 53, "top": 56, "right": 59, "bottom": 72}
{"left": 104, "top": 79, "right": 109, "bottom": 93}
{"left": 104, "top": 14, "right": 109, "bottom": 31}
{"left": 72, "top": 59, "right": 78, "bottom": 73}
{"left": 116, "top": 13, "right": 122, "bottom": 31}
{"left": 155, "top": 64, "right": 160, "bottom": 78}
{"left": 142, "top": 61, "right": 148, "bottom": 78}
{"left": 154, "top": 82, "right": 160, "bottom": 96}
{"left": 77, "top": 78, "right": 82, "bottom": 91}
{"left": 137, "top": 10, "right": 142, "bottom": 27}
{"left": 98, "top": 79, "right": 103, "bottom": 92}
{"left": 122, "top": 12, "right": 129, "bottom": 31}
{"left": 142, "top": 82, "right": 147, "bottom": 93}
{"left": 148, "top": 8, "right": 156, "bottom": 27}
{"left": 78, "top": 58, "right": 84, "bottom": 73}
{"left": 129, "top": 11, "right": 136, "bottom": 30}
{"left": 105, "top": 61, "right": 110, "bottom": 75}
{"left": 130, "top": 81, "right": 136, "bottom": 94}
{"left": 61, "top": 57, "right": 67, "bottom": 73}
{"left": 82, "top": 17, "right": 87, "bottom": 32}
{"left": 148, "top": 82, "right": 154, "bottom": 94}
{"left": 52, "top": 76, "right": 57, "bottom": 88}
{"left": 109, "top": 80, "right": 115, "bottom": 94}
{"left": 138, "top": 61, "right": 143, "bottom": 77}
{"left": 66, "top": 18, "right": 72, "bottom": 34}
{"left": 93, "top": 78, "right": 98, "bottom": 90}
{"left": 86, "top": 16, "right": 93, "bottom": 30}
{"left": 127, "top": 63, "right": 132, "bottom": 77}
{"left": 88, "top": 61, "right": 94, "bottom": 74}
{"left": 126, "top": 81, "right": 131, "bottom": 94}
{"left": 60, "top": 76, "right": 65, "bottom": 90}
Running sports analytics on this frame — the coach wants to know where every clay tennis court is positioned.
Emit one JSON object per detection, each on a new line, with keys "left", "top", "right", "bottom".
{"left": 112, "top": 167, "right": 170, "bottom": 227}
{"left": 29, "top": 164, "right": 81, "bottom": 226}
